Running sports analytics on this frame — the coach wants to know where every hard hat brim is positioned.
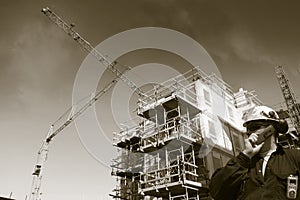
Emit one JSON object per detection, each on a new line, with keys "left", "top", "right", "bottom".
{"left": 243, "top": 118, "right": 280, "bottom": 127}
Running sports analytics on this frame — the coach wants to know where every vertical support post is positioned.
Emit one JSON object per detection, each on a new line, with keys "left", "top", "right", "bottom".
{"left": 157, "top": 152, "right": 160, "bottom": 170}
{"left": 186, "top": 187, "right": 189, "bottom": 199}
{"left": 166, "top": 147, "right": 171, "bottom": 184}
{"left": 176, "top": 104, "right": 181, "bottom": 139}
{"left": 155, "top": 109, "right": 159, "bottom": 147}
{"left": 191, "top": 145, "right": 197, "bottom": 178}
{"left": 181, "top": 145, "right": 185, "bottom": 182}
{"left": 186, "top": 107, "right": 190, "bottom": 137}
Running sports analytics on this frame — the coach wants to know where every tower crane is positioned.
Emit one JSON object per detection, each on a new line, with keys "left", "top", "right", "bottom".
{"left": 275, "top": 66, "right": 300, "bottom": 133}
{"left": 29, "top": 7, "right": 145, "bottom": 200}
{"left": 29, "top": 79, "right": 117, "bottom": 200}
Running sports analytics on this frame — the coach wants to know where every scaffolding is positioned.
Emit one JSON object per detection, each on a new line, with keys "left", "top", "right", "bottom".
{"left": 111, "top": 67, "right": 250, "bottom": 199}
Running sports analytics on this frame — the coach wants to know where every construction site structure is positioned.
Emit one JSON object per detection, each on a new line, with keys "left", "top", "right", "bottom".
{"left": 273, "top": 66, "right": 300, "bottom": 149}
{"left": 275, "top": 66, "right": 300, "bottom": 133}
{"left": 38, "top": 7, "right": 300, "bottom": 199}
{"left": 111, "top": 67, "right": 263, "bottom": 199}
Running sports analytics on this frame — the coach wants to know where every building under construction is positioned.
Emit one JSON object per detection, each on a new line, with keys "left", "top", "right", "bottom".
{"left": 110, "top": 67, "right": 265, "bottom": 199}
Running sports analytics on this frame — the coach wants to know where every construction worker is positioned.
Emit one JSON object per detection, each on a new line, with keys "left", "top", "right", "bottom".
{"left": 209, "top": 105, "right": 300, "bottom": 200}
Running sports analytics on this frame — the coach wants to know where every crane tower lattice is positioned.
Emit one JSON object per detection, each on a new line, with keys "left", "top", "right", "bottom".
{"left": 275, "top": 66, "right": 300, "bottom": 133}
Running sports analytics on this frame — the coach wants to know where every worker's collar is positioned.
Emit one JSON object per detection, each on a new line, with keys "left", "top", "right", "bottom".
{"left": 259, "top": 149, "right": 276, "bottom": 158}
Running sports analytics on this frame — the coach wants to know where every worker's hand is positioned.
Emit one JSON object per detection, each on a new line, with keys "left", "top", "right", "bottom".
{"left": 242, "top": 133, "right": 264, "bottom": 158}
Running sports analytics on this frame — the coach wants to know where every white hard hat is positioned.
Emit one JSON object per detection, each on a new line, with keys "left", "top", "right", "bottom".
{"left": 242, "top": 105, "right": 280, "bottom": 127}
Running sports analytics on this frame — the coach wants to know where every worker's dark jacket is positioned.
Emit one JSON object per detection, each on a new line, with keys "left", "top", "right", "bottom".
{"left": 210, "top": 148, "right": 300, "bottom": 200}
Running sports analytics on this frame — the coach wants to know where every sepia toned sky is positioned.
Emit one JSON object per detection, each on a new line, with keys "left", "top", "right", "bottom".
{"left": 0, "top": 0, "right": 300, "bottom": 199}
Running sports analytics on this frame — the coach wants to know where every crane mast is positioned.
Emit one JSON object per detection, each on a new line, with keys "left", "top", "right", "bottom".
{"left": 275, "top": 66, "right": 300, "bottom": 133}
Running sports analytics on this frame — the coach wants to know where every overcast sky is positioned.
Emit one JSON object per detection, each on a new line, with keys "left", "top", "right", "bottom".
{"left": 1, "top": 0, "right": 300, "bottom": 199}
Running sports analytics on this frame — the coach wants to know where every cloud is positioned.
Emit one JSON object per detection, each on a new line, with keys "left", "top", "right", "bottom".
{"left": 228, "top": 29, "right": 277, "bottom": 65}
{"left": 0, "top": 15, "right": 81, "bottom": 117}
